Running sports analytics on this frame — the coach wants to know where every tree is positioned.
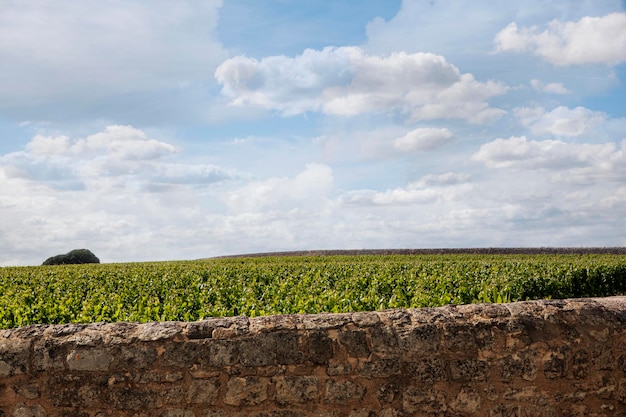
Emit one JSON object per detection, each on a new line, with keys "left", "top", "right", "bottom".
{"left": 42, "top": 249, "right": 100, "bottom": 265}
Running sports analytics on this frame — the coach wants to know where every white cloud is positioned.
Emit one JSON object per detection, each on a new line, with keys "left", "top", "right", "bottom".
{"left": 393, "top": 128, "right": 454, "bottom": 152}
{"left": 215, "top": 46, "right": 508, "bottom": 124}
{"left": 341, "top": 175, "right": 472, "bottom": 207}
{"left": 415, "top": 172, "right": 471, "bottom": 187}
{"left": 224, "top": 163, "right": 333, "bottom": 213}
{"left": 530, "top": 79, "right": 570, "bottom": 94}
{"left": 364, "top": 1, "right": 622, "bottom": 57}
{"left": 494, "top": 13, "right": 626, "bottom": 66}
{"left": 514, "top": 106, "right": 606, "bottom": 137}
{"left": 472, "top": 136, "right": 624, "bottom": 181}
{"left": 0, "top": 125, "right": 236, "bottom": 191}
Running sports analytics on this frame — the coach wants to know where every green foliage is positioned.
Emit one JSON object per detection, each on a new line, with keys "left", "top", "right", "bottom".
{"left": 1, "top": 254, "right": 625, "bottom": 329}
{"left": 42, "top": 249, "right": 100, "bottom": 265}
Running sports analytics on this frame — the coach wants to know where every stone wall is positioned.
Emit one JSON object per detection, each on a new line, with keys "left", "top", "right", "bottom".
{"left": 1, "top": 297, "right": 625, "bottom": 416}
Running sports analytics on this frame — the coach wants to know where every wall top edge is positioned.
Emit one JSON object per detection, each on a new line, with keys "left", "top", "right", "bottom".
{"left": 1, "top": 296, "right": 624, "bottom": 342}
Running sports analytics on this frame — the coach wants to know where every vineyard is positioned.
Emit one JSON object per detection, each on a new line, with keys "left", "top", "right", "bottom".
{"left": 1, "top": 254, "right": 626, "bottom": 329}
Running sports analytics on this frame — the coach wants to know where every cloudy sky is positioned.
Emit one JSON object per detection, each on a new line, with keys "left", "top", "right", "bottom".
{"left": 1, "top": 0, "right": 626, "bottom": 265}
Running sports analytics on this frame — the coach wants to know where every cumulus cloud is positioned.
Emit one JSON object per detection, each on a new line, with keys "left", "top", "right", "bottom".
{"left": 514, "top": 106, "right": 606, "bottom": 137}
{"left": 472, "top": 136, "right": 624, "bottom": 181}
{"left": 393, "top": 128, "right": 454, "bottom": 152}
{"left": 494, "top": 13, "right": 626, "bottom": 66}
{"left": 415, "top": 172, "right": 471, "bottom": 187}
{"left": 530, "top": 79, "right": 570, "bottom": 94}
{"left": 224, "top": 163, "right": 333, "bottom": 213}
{"left": 341, "top": 174, "right": 472, "bottom": 207}
{"left": 215, "top": 46, "right": 508, "bottom": 123}
{"left": 0, "top": 125, "right": 236, "bottom": 191}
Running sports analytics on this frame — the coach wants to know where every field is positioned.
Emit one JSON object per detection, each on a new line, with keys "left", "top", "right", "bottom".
{"left": 1, "top": 252, "right": 626, "bottom": 329}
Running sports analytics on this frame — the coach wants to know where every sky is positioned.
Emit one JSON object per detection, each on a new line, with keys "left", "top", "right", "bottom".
{"left": 1, "top": 0, "right": 626, "bottom": 265}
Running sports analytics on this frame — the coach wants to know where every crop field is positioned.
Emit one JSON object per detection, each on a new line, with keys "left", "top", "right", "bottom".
{"left": 1, "top": 253, "right": 626, "bottom": 329}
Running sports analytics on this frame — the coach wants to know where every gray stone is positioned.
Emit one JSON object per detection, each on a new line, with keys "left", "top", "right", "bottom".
{"left": 66, "top": 349, "right": 113, "bottom": 371}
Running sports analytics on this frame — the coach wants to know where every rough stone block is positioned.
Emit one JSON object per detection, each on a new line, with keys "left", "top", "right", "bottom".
{"left": 187, "top": 378, "right": 220, "bottom": 404}
{"left": 358, "top": 358, "right": 400, "bottom": 378}
{"left": 66, "top": 349, "right": 112, "bottom": 371}
{"left": 450, "top": 359, "right": 490, "bottom": 382}
{"left": 408, "top": 358, "right": 447, "bottom": 382}
{"left": 274, "top": 376, "right": 319, "bottom": 405}
{"left": 11, "top": 403, "right": 47, "bottom": 417}
{"left": 307, "top": 331, "right": 333, "bottom": 364}
{"left": 402, "top": 387, "right": 447, "bottom": 414}
{"left": 450, "top": 387, "right": 481, "bottom": 413}
{"left": 542, "top": 349, "right": 568, "bottom": 379}
{"left": 499, "top": 351, "right": 538, "bottom": 382}
{"left": 338, "top": 330, "right": 370, "bottom": 357}
{"left": 324, "top": 380, "right": 366, "bottom": 404}
{"left": 400, "top": 324, "right": 442, "bottom": 357}
{"left": 224, "top": 377, "right": 269, "bottom": 406}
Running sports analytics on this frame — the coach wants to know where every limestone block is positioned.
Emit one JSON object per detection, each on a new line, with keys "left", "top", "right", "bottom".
{"left": 307, "top": 331, "right": 333, "bottom": 364}
{"left": 450, "top": 359, "right": 490, "bottom": 382}
{"left": 402, "top": 387, "right": 447, "bottom": 414}
{"left": 338, "top": 330, "right": 370, "bottom": 357}
{"left": 11, "top": 403, "right": 47, "bottom": 417}
{"left": 324, "top": 380, "right": 366, "bottom": 404}
{"left": 224, "top": 377, "right": 269, "bottom": 406}
{"left": 66, "top": 348, "right": 113, "bottom": 371}
{"left": 274, "top": 376, "right": 319, "bottom": 405}
{"left": 187, "top": 378, "right": 220, "bottom": 404}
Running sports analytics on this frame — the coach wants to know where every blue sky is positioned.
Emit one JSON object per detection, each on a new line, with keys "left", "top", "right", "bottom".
{"left": 1, "top": 0, "right": 626, "bottom": 265}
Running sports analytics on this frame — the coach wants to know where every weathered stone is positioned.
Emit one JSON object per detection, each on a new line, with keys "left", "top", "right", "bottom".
{"left": 114, "top": 343, "right": 158, "bottom": 370}
{"left": 358, "top": 358, "right": 400, "bottom": 378}
{"left": 136, "top": 322, "right": 181, "bottom": 342}
{"left": 450, "top": 359, "right": 490, "bottom": 382}
{"left": 0, "top": 297, "right": 625, "bottom": 416}
{"left": 543, "top": 349, "right": 568, "bottom": 379}
{"left": 338, "top": 330, "right": 370, "bottom": 357}
{"left": 108, "top": 387, "right": 157, "bottom": 410}
{"left": 445, "top": 323, "right": 478, "bottom": 353}
{"left": 66, "top": 349, "right": 112, "bottom": 371}
{"left": 324, "top": 380, "right": 366, "bottom": 404}
{"left": 0, "top": 338, "right": 30, "bottom": 375}
{"left": 407, "top": 358, "right": 447, "bottom": 382}
{"left": 14, "top": 384, "right": 40, "bottom": 400}
{"left": 0, "top": 361, "right": 11, "bottom": 377}
{"left": 157, "top": 386, "right": 185, "bottom": 406}
{"left": 369, "top": 326, "right": 398, "bottom": 353}
{"left": 400, "top": 324, "right": 442, "bottom": 358}
{"left": 451, "top": 387, "right": 481, "bottom": 413}
{"left": 572, "top": 349, "right": 590, "bottom": 379}
{"left": 500, "top": 351, "right": 538, "bottom": 382}
{"left": 224, "top": 377, "right": 268, "bottom": 406}
{"left": 274, "top": 376, "right": 319, "bottom": 404}
{"left": 307, "top": 331, "right": 333, "bottom": 364}
{"left": 377, "top": 383, "right": 399, "bottom": 403}
{"left": 11, "top": 404, "right": 46, "bottom": 417}
{"left": 489, "top": 404, "right": 521, "bottom": 417}
{"left": 160, "top": 410, "right": 195, "bottom": 417}
{"left": 352, "top": 312, "right": 381, "bottom": 327}
{"left": 403, "top": 387, "right": 447, "bottom": 414}
{"left": 187, "top": 378, "right": 220, "bottom": 404}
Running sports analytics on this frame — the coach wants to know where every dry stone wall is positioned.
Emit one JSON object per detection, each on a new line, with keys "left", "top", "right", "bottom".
{"left": 1, "top": 297, "right": 625, "bottom": 416}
